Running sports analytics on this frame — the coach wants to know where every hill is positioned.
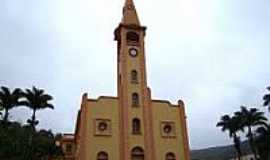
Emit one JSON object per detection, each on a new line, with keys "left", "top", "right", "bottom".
{"left": 191, "top": 141, "right": 252, "bottom": 160}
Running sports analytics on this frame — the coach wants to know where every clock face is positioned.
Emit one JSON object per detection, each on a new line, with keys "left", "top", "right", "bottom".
{"left": 129, "top": 48, "right": 138, "bottom": 57}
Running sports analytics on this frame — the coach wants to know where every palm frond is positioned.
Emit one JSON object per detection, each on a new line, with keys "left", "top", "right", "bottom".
{"left": 216, "top": 121, "right": 225, "bottom": 127}
{"left": 221, "top": 115, "right": 230, "bottom": 121}
{"left": 13, "top": 88, "right": 22, "bottom": 95}
{"left": 1, "top": 86, "right": 10, "bottom": 96}
{"left": 41, "top": 94, "right": 53, "bottom": 101}
{"left": 253, "top": 121, "right": 268, "bottom": 127}
{"left": 46, "top": 103, "right": 54, "bottom": 109}
{"left": 33, "top": 86, "right": 44, "bottom": 96}
{"left": 262, "top": 94, "right": 270, "bottom": 101}
{"left": 250, "top": 108, "right": 258, "bottom": 113}
{"left": 263, "top": 94, "right": 270, "bottom": 106}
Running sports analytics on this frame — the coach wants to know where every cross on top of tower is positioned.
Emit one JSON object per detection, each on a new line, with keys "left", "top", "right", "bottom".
{"left": 122, "top": 0, "right": 141, "bottom": 25}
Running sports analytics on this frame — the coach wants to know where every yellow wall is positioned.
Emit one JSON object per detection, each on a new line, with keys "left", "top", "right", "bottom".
{"left": 84, "top": 97, "right": 120, "bottom": 160}
{"left": 76, "top": 97, "right": 189, "bottom": 160}
{"left": 151, "top": 100, "right": 187, "bottom": 160}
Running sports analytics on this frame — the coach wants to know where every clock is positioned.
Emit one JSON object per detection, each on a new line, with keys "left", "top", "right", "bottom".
{"left": 129, "top": 48, "right": 138, "bottom": 57}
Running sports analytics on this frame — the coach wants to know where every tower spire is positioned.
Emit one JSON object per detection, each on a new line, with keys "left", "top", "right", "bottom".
{"left": 121, "top": 0, "right": 140, "bottom": 25}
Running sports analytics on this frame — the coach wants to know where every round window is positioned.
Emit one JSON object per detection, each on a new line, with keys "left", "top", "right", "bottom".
{"left": 163, "top": 124, "right": 172, "bottom": 134}
{"left": 98, "top": 122, "right": 108, "bottom": 131}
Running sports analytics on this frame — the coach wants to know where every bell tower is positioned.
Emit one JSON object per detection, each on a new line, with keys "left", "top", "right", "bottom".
{"left": 115, "top": 0, "right": 147, "bottom": 95}
{"left": 114, "top": 0, "right": 154, "bottom": 160}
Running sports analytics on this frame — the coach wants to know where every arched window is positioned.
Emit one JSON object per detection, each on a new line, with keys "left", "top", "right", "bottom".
{"left": 127, "top": 31, "right": 139, "bottom": 43}
{"left": 97, "top": 151, "right": 108, "bottom": 160}
{"left": 131, "top": 147, "right": 144, "bottom": 160}
{"left": 131, "top": 70, "right": 138, "bottom": 83}
{"left": 165, "top": 152, "right": 176, "bottom": 160}
{"left": 132, "top": 118, "right": 141, "bottom": 134}
{"left": 132, "top": 93, "right": 139, "bottom": 106}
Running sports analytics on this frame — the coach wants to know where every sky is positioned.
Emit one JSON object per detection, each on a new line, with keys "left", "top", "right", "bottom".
{"left": 0, "top": 0, "right": 270, "bottom": 150}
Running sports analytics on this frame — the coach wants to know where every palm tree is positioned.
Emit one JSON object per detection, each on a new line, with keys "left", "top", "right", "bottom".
{"left": 217, "top": 114, "right": 244, "bottom": 160}
{"left": 235, "top": 106, "right": 268, "bottom": 160}
{"left": 263, "top": 86, "right": 270, "bottom": 112}
{"left": 255, "top": 124, "right": 270, "bottom": 160}
{"left": 20, "top": 87, "right": 54, "bottom": 160}
{"left": 0, "top": 86, "right": 23, "bottom": 124}
{"left": 21, "top": 86, "right": 54, "bottom": 130}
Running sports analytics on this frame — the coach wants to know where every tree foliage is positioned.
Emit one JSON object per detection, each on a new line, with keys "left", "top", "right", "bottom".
{"left": 0, "top": 86, "right": 61, "bottom": 160}
{"left": 234, "top": 106, "right": 268, "bottom": 160}
{"left": 0, "top": 87, "right": 23, "bottom": 124}
{"left": 20, "top": 87, "right": 54, "bottom": 130}
{"left": 217, "top": 102, "right": 269, "bottom": 160}
{"left": 217, "top": 115, "right": 244, "bottom": 160}
{"left": 254, "top": 124, "right": 270, "bottom": 160}
{"left": 0, "top": 122, "right": 62, "bottom": 160}
{"left": 263, "top": 86, "right": 270, "bottom": 112}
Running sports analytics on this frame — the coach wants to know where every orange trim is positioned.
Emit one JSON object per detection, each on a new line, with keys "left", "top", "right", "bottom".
{"left": 74, "top": 93, "right": 87, "bottom": 144}
{"left": 178, "top": 101, "right": 190, "bottom": 160}
{"left": 152, "top": 99, "right": 178, "bottom": 106}
{"left": 116, "top": 25, "right": 124, "bottom": 160}
{"left": 80, "top": 94, "right": 88, "bottom": 160}
{"left": 147, "top": 88, "right": 156, "bottom": 160}
{"left": 74, "top": 110, "right": 81, "bottom": 143}
{"left": 117, "top": 28, "right": 130, "bottom": 160}
{"left": 87, "top": 96, "right": 118, "bottom": 102}
{"left": 118, "top": 23, "right": 147, "bottom": 31}
{"left": 140, "top": 35, "right": 149, "bottom": 160}
{"left": 139, "top": 35, "right": 156, "bottom": 160}
{"left": 122, "top": 39, "right": 130, "bottom": 160}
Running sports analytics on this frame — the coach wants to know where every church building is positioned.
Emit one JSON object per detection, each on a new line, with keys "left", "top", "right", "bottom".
{"left": 61, "top": 0, "right": 191, "bottom": 160}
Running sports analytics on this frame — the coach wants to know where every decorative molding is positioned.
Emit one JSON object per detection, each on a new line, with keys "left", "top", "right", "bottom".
{"left": 94, "top": 119, "right": 112, "bottom": 137}
{"left": 160, "top": 121, "right": 177, "bottom": 138}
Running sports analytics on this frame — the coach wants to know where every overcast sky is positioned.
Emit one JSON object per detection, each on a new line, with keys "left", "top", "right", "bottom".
{"left": 0, "top": 0, "right": 270, "bottom": 149}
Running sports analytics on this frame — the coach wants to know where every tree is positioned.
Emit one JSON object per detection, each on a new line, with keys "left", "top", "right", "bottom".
{"left": 217, "top": 114, "right": 244, "bottom": 160}
{"left": 21, "top": 86, "right": 54, "bottom": 130}
{"left": 31, "top": 129, "right": 63, "bottom": 159}
{"left": 0, "top": 86, "right": 23, "bottom": 124}
{"left": 235, "top": 106, "right": 268, "bottom": 160}
{"left": 255, "top": 124, "right": 270, "bottom": 160}
{"left": 263, "top": 86, "right": 270, "bottom": 112}
{"left": 20, "top": 87, "right": 54, "bottom": 160}
{"left": 0, "top": 121, "right": 63, "bottom": 160}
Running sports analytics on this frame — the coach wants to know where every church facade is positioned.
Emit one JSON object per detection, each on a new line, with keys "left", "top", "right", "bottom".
{"left": 65, "top": 0, "right": 190, "bottom": 160}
